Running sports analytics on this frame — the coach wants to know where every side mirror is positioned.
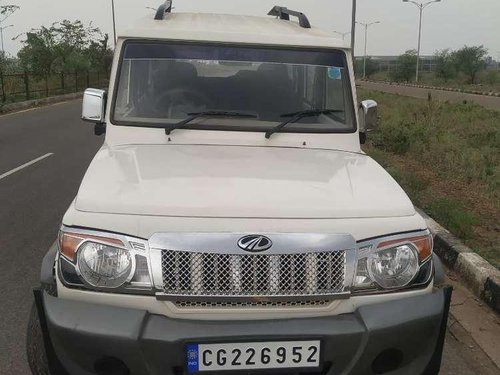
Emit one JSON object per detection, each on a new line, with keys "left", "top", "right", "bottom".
{"left": 82, "top": 88, "right": 107, "bottom": 124}
{"left": 358, "top": 99, "right": 378, "bottom": 144}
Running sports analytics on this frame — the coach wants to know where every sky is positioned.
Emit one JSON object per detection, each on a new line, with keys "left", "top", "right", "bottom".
{"left": 2, "top": 0, "right": 499, "bottom": 59}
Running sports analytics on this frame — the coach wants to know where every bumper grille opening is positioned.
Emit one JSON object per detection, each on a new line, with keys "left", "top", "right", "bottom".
{"left": 161, "top": 250, "right": 346, "bottom": 299}
{"left": 174, "top": 299, "right": 332, "bottom": 309}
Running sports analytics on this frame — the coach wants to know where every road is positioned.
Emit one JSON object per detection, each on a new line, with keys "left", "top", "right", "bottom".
{"left": 0, "top": 100, "right": 497, "bottom": 374}
{"left": 358, "top": 81, "right": 500, "bottom": 111}
{"left": 0, "top": 101, "right": 103, "bottom": 374}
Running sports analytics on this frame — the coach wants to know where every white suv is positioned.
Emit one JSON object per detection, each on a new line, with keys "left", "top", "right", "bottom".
{"left": 27, "top": 3, "right": 451, "bottom": 375}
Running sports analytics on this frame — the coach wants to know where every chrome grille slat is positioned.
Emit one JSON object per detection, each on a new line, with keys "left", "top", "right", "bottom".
{"left": 161, "top": 250, "right": 346, "bottom": 298}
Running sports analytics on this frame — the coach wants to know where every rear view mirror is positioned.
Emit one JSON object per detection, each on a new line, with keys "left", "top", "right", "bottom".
{"left": 358, "top": 100, "right": 378, "bottom": 144}
{"left": 82, "top": 88, "right": 107, "bottom": 124}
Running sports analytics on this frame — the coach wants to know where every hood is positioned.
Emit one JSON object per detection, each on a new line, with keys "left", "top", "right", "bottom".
{"left": 75, "top": 145, "right": 415, "bottom": 219}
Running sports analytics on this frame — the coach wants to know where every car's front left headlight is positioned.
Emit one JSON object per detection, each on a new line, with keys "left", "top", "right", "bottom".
{"left": 353, "top": 231, "right": 433, "bottom": 293}
{"left": 77, "top": 241, "right": 133, "bottom": 288}
{"left": 57, "top": 227, "right": 153, "bottom": 294}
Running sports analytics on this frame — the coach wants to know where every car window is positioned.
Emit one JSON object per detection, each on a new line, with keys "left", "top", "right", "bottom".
{"left": 113, "top": 42, "right": 355, "bottom": 134}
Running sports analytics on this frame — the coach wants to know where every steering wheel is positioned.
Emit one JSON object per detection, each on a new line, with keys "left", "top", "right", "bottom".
{"left": 153, "top": 88, "right": 212, "bottom": 118}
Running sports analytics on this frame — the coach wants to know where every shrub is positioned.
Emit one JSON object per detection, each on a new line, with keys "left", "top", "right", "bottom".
{"left": 389, "top": 50, "right": 417, "bottom": 82}
{"left": 426, "top": 198, "right": 477, "bottom": 239}
{"left": 434, "top": 49, "right": 457, "bottom": 81}
{"left": 484, "top": 70, "right": 498, "bottom": 86}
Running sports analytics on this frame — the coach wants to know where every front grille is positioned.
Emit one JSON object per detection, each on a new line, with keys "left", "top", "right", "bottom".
{"left": 161, "top": 250, "right": 346, "bottom": 298}
{"left": 174, "top": 300, "right": 331, "bottom": 309}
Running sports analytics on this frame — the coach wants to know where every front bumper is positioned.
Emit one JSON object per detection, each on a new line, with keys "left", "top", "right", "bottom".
{"left": 36, "top": 286, "right": 451, "bottom": 375}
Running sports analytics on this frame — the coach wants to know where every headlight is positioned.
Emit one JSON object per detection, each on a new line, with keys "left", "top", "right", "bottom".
{"left": 77, "top": 241, "right": 132, "bottom": 288}
{"left": 354, "top": 232, "right": 433, "bottom": 292}
{"left": 57, "top": 228, "right": 152, "bottom": 293}
{"left": 368, "top": 244, "right": 419, "bottom": 289}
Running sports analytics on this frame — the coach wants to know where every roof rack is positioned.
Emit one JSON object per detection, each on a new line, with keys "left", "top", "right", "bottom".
{"left": 267, "top": 6, "right": 311, "bottom": 29}
{"left": 155, "top": 0, "right": 173, "bottom": 20}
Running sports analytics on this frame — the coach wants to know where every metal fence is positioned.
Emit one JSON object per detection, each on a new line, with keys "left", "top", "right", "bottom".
{"left": 0, "top": 71, "right": 109, "bottom": 103}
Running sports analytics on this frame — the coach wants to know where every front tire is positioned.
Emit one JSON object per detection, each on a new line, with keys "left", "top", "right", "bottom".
{"left": 26, "top": 303, "right": 49, "bottom": 375}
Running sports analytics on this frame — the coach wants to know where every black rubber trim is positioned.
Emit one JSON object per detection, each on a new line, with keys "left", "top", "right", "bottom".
{"left": 422, "top": 285, "right": 453, "bottom": 375}
{"left": 33, "top": 289, "right": 69, "bottom": 375}
{"left": 432, "top": 254, "right": 445, "bottom": 286}
{"left": 356, "top": 228, "right": 428, "bottom": 244}
{"left": 40, "top": 243, "right": 58, "bottom": 297}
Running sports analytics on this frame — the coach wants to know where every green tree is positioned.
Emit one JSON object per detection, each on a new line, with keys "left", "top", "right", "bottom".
{"left": 84, "top": 34, "right": 114, "bottom": 73}
{"left": 453, "top": 45, "right": 488, "bottom": 84}
{"left": 17, "top": 26, "right": 57, "bottom": 75}
{"left": 17, "top": 20, "right": 112, "bottom": 75}
{"left": 390, "top": 50, "right": 418, "bottom": 82}
{"left": 434, "top": 49, "right": 456, "bottom": 82}
{"left": 355, "top": 57, "right": 378, "bottom": 78}
{"left": 51, "top": 20, "right": 101, "bottom": 72}
{"left": 0, "top": 55, "right": 20, "bottom": 73}
{"left": 0, "top": 4, "right": 19, "bottom": 18}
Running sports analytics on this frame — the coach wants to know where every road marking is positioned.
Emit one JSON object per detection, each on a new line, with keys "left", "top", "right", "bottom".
{"left": 0, "top": 98, "right": 81, "bottom": 118}
{"left": 0, "top": 153, "right": 54, "bottom": 181}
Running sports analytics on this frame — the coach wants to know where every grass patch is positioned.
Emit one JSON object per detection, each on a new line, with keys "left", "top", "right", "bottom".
{"left": 359, "top": 89, "right": 500, "bottom": 268}
{"left": 426, "top": 198, "right": 478, "bottom": 240}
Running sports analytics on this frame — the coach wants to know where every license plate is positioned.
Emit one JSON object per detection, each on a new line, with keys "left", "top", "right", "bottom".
{"left": 186, "top": 340, "right": 321, "bottom": 373}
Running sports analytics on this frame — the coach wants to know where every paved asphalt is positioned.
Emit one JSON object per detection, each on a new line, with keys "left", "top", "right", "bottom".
{"left": 0, "top": 100, "right": 496, "bottom": 374}
{"left": 358, "top": 81, "right": 500, "bottom": 111}
{"left": 0, "top": 101, "right": 103, "bottom": 374}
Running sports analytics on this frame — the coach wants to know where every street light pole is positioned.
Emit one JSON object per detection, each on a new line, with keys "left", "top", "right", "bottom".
{"left": 0, "top": 5, "right": 18, "bottom": 58}
{"left": 333, "top": 31, "right": 351, "bottom": 40}
{"left": 0, "top": 24, "right": 13, "bottom": 58}
{"left": 403, "top": 0, "right": 441, "bottom": 82}
{"left": 351, "top": 0, "right": 357, "bottom": 53}
{"left": 111, "top": 0, "right": 117, "bottom": 47}
{"left": 356, "top": 21, "right": 380, "bottom": 79}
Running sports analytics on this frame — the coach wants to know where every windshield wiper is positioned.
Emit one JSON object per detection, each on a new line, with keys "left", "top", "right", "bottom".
{"left": 165, "top": 111, "right": 257, "bottom": 135}
{"left": 265, "top": 109, "right": 344, "bottom": 139}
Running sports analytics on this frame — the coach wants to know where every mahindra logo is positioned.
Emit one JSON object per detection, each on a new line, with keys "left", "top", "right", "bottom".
{"left": 237, "top": 235, "right": 273, "bottom": 252}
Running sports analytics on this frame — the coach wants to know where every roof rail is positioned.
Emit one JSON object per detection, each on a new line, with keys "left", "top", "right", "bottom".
{"left": 155, "top": 0, "right": 173, "bottom": 20}
{"left": 267, "top": 6, "right": 311, "bottom": 29}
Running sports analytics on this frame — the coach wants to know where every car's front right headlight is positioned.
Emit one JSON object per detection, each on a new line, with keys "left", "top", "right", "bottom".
{"left": 57, "top": 227, "right": 153, "bottom": 294}
{"left": 353, "top": 231, "right": 433, "bottom": 293}
{"left": 368, "top": 242, "right": 420, "bottom": 289}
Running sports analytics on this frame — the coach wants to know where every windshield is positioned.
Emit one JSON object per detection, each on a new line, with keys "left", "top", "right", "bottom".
{"left": 112, "top": 42, "right": 356, "bottom": 134}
